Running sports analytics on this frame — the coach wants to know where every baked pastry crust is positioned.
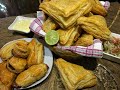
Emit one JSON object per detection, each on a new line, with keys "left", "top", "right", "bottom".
{"left": 27, "top": 38, "right": 44, "bottom": 67}
{"left": 91, "top": 0, "right": 107, "bottom": 16}
{"left": 77, "top": 15, "right": 111, "bottom": 40}
{"left": 7, "top": 57, "right": 27, "bottom": 73}
{"left": 75, "top": 33, "right": 93, "bottom": 46}
{"left": 0, "top": 62, "right": 16, "bottom": 90}
{"left": 42, "top": 17, "right": 59, "bottom": 33}
{"left": 55, "top": 58, "right": 97, "bottom": 90}
{"left": 12, "top": 40, "right": 29, "bottom": 58}
{"left": 0, "top": 40, "right": 26, "bottom": 61}
{"left": 40, "top": 0, "right": 92, "bottom": 29}
{"left": 15, "top": 63, "right": 48, "bottom": 87}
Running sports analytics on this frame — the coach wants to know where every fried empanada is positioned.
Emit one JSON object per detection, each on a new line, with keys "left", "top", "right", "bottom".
{"left": 42, "top": 17, "right": 59, "bottom": 33}
{"left": 27, "top": 38, "right": 44, "bottom": 67}
{"left": 40, "top": 0, "right": 92, "bottom": 29}
{"left": 77, "top": 15, "right": 111, "bottom": 40}
{"left": 7, "top": 57, "right": 27, "bottom": 73}
{"left": 0, "top": 62, "right": 16, "bottom": 90}
{"left": 57, "top": 27, "right": 76, "bottom": 45}
{"left": 64, "top": 26, "right": 81, "bottom": 46}
{"left": 15, "top": 64, "right": 48, "bottom": 87}
{"left": 75, "top": 33, "right": 94, "bottom": 46}
{"left": 91, "top": 0, "right": 107, "bottom": 16}
{"left": 0, "top": 40, "right": 26, "bottom": 61}
{"left": 12, "top": 40, "right": 29, "bottom": 58}
{"left": 55, "top": 58, "right": 97, "bottom": 90}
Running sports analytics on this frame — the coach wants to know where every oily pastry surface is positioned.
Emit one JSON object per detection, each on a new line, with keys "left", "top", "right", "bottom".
{"left": 42, "top": 17, "right": 59, "bottom": 33}
{"left": 77, "top": 15, "right": 111, "bottom": 40}
{"left": 27, "top": 38, "right": 44, "bottom": 67}
{"left": 75, "top": 33, "right": 94, "bottom": 46}
{"left": 55, "top": 58, "right": 97, "bottom": 90}
{"left": 64, "top": 26, "right": 81, "bottom": 46}
{"left": 7, "top": 56, "right": 27, "bottom": 73}
{"left": 40, "top": 0, "right": 92, "bottom": 29}
{"left": 0, "top": 62, "right": 16, "bottom": 90}
{"left": 12, "top": 40, "right": 29, "bottom": 58}
{"left": 57, "top": 27, "right": 76, "bottom": 45}
{"left": 91, "top": 0, "right": 107, "bottom": 16}
{"left": 15, "top": 64, "right": 48, "bottom": 87}
{"left": 0, "top": 40, "right": 26, "bottom": 61}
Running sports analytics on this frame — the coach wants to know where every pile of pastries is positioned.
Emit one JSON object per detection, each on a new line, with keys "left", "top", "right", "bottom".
{"left": 0, "top": 38, "right": 48, "bottom": 90}
{"left": 40, "top": 0, "right": 111, "bottom": 46}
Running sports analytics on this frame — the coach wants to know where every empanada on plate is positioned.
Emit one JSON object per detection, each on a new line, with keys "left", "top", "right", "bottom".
{"left": 0, "top": 62, "right": 16, "bottom": 90}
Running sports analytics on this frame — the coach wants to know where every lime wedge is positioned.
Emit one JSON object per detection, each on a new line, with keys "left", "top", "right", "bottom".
{"left": 45, "top": 30, "right": 59, "bottom": 45}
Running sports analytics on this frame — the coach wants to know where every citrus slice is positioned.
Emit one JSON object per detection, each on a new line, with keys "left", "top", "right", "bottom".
{"left": 45, "top": 30, "right": 59, "bottom": 45}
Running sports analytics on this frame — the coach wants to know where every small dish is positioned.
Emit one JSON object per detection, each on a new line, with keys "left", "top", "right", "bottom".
{"left": 8, "top": 16, "right": 35, "bottom": 33}
{"left": 0, "top": 38, "right": 53, "bottom": 89}
{"left": 103, "top": 33, "right": 120, "bottom": 64}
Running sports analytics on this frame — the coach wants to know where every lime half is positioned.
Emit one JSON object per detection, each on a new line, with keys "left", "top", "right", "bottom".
{"left": 45, "top": 30, "right": 59, "bottom": 45}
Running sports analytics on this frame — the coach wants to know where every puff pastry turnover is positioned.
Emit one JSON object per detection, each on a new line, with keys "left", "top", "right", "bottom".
{"left": 27, "top": 38, "right": 44, "bottom": 67}
{"left": 12, "top": 40, "right": 29, "bottom": 58}
{"left": 75, "top": 33, "right": 93, "bottom": 46}
{"left": 7, "top": 57, "right": 27, "bottom": 73}
{"left": 77, "top": 15, "right": 111, "bottom": 40}
{"left": 57, "top": 26, "right": 79, "bottom": 45}
{"left": 91, "top": 0, "right": 107, "bottom": 16}
{"left": 0, "top": 40, "right": 27, "bottom": 61}
{"left": 42, "top": 17, "right": 59, "bottom": 33}
{"left": 0, "top": 62, "right": 16, "bottom": 90}
{"left": 40, "top": 0, "right": 92, "bottom": 29}
{"left": 55, "top": 58, "right": 97, "bottom": 90}
{"left": 15, "top": 63, "right": 48, "bottom": 87}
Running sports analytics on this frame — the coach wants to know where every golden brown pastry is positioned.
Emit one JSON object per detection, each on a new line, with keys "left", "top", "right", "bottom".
{"left": 0, "top": 40, "right": 26, "bottom": 61}
{"left": 74, "top": 33, "right": 94, "bottom": 46}
{"left": 91, "top": 0, "right": 107, "bottom": 16}
{"left": 0, "top": 62, "right": 16, "bottom": 90}
{"left": 7, "top": 56, "right": 27, "bottom": 73}
{"left": 64, "top": 26, "right": 81, "bottom": 46}
{"left": 12, "top": 40, "right": 29, "bottom": 58}
{"left": 40, "top": 0, "right": 92, "bottom": 29}
{"left": 55, "top": 58, "right": 97, "bottom": 90}
{"left": 57, "top": 27, "right": 77, "bottom": 45}
{"left": 27, "top": 38, "right": 44, "bottom": 67}
{"left": 77, "top": 15, "right": 111, "bottom": 40}
{"left": 42, "top": 17, "right": 59, "bottom": 33}
{"left": 15, "top": 63, "right": 48, "bottom": 87}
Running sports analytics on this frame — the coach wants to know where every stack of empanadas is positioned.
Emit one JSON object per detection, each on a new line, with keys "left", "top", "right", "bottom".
{"left": 55, "top": 58, "right": 97, "bottom": 90}
{"left": 0, "top": 38, "right": 48, "bottom": 89}
{"left": 40, "top": 0, "right": 92, "bottom": 29}
{"left": 39, "top": 0, "right": 111, "bottom": 47}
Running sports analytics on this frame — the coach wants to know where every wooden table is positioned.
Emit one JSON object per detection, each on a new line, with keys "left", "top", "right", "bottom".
{"left": 0, "top": 1, "right": 120, "bottom": 90}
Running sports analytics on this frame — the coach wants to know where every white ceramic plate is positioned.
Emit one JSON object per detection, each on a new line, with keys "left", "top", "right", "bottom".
{"left": 103, "top": 33, "right": 120, "bottom": 64}
{"left": 0, "top": 38, "right": 53, "bottom": 89}
{"left": 8, "top": 16, "right": 35, "bottom": 33}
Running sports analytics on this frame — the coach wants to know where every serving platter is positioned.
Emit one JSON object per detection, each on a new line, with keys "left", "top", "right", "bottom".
{"left": 103, "top": 33, "right": 120, "bottom": 64}
{"left": 0, "top": 38, "right": 53, "bottom": 89}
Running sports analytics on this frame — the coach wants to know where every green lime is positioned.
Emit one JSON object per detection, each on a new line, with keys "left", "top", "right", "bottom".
{"left": 45, "top": 30, "right": 59, "bottom": 45}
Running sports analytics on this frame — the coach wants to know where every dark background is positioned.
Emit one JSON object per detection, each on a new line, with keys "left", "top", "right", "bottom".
{"left": 0, "top": 0, "right": 119, "bottom": 18}
{"left": 0, "top": 0, "right": 40, "bottom": 18}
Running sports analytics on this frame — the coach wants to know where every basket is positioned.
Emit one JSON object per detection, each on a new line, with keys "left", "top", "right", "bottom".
{"left": 39, "top": 2, "right": 120, "bottom": 60}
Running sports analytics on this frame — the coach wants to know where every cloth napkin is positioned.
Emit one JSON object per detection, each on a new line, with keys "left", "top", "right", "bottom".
{"left": 29, "top": 1, "right": 110, "bottom": 58}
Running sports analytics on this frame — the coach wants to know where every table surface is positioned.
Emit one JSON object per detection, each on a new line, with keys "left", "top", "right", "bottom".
{"left": 0, "top": 1, "right": 120, "bottom": 90}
